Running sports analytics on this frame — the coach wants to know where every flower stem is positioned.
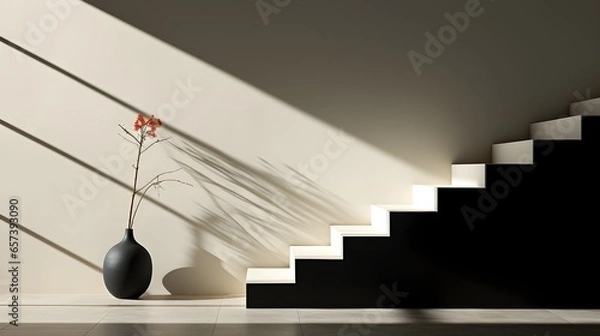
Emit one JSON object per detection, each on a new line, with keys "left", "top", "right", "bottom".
{"left": 127, "top": 131, "right": 144, "bottom": 229}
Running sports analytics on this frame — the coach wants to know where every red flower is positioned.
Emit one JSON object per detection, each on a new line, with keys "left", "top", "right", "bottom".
{"left": 133, "top": 113, "right": 163, "bottom": 137}
{"left": 133, "top": 114, "right": 145, "bottom": 131}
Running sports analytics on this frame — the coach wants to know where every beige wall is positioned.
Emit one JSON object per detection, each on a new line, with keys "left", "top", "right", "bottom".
{"left": 0, "top": 0, "right": 441, "bottom": 295}
{"left": 81, "top": 0, "right": 600, "bottom": 166}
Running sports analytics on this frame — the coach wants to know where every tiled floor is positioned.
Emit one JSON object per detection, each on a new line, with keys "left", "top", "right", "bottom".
{"left": 0, "top": 295, "right": 599, "bottom": 335}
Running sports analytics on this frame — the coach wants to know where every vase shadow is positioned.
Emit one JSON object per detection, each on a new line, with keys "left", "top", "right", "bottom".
{"left": 162, "top": 253, "right": 245, "bottom": 296}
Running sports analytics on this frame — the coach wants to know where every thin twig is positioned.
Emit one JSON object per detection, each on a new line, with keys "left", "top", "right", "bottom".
{"left": 131, "top": 178, "right": 193, "bottom": 227}
{"left": 135, "top": 168, "right": 183, "bottom": 193}
{"left": 126, "top": 128, "right": 144, "bottom": 229}
{"left": 141, "top": 137, "right": 172, "bottom": 154}
{"left": 118, "top": 124, "right": 140, "bottom": 145}
{"left": 118, "top": 133, "right": 138, "bottom": 146}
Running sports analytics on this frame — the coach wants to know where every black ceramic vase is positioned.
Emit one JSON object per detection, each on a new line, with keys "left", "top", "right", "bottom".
{"left": 102, "top": 228, "right": 152, "bottom": 299}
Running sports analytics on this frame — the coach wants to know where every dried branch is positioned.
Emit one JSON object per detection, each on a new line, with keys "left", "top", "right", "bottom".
{"left": 118, "top": 133, "right": 138, "bottom": 146}
{"left": 141, "top": 137, "right": 172, "bottom": 154}
{"left": 131, "top": 178, "right": 193, "bottom": 227}
{"left": 135, "top": 168, "right": 184, "bottom": 193}
{"left": 118, "top": 124, "right": 140, "bottom": 145}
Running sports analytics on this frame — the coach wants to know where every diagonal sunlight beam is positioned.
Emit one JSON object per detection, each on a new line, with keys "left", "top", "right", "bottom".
{"left": 0, "top": 118, "right": 129, "bottom": 190}
{"left": 0, "top": 31, "right": 346, "bottom": 230}
{"left": 0, "top": 33, "right": 363, "bottom": 282}
{"left": 0, "top": 35, "right": 141, "bottom": 115}
{"left": 0, "top": 118, "right": 201, "bottom": 234}
{"left": 0, "top": 213, "right": 102, "bottom": 273}
{"left": 0, "top": 33, "right": 304, "bottom": 201}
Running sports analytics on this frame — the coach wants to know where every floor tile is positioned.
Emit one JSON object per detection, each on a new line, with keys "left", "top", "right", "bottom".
{"left": 220, "top": 296, "right": 246, "bottom": 307}
{"left": 89, "top": 323, "right": 215, "bottom": 331}
{"left": 86, "top": 323, "right": 215, "bottom": 336}
{"left": 213, "top": 324, "right": 303, "bottom": 336}
{"left": 549, "top": 309, "right": 600, "bottom": 323}
{"left": 118, "top": 294, "right": 222, "bottom": 307}
{"left": 218, "top": 308, "right": 299, "bottom": 323}
{"left": 0, "top": 306, "right": 113, "bottom": 323}
{"left": 302, "top": 323, "right": 600, "bottom": 336}
{"left": 17, "top": 295, "right": 122, "bottom": 307}
{"left": 483, "top": 324, "right": 600, "bottom": 336}
{"left": 92, "top": 323, "right": 215, "bottom": 332}
{"left": 301, "top": 324, "right": 476, "bottom": 336}
{"left": 99, "top": 307, "right": 219, "bottom": 324}
{"left": 298, "top": 309, "right": 412, "bottom": 324}
{"left": 0, "top": 323, "right": 95, "bottom": 330}
{"left": 404, "top": 309, "right": 571, "bottom": 324}
{"left": 0, "top": 330, "right": 87, "bottom": 336}
{"left": 0, "top": 296, "right": 598, "bottom": 336}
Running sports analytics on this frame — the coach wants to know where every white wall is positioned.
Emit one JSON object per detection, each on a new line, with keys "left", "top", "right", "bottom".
{"left": 0, "top": 0, "right": 441, "bottom": 295}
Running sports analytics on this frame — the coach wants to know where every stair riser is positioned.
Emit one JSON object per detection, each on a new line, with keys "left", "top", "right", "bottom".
{"left": 451, "top": 164, "right": 486, "bottom": 187}
{"left": 492, "top": 140, "right": 533, "bottom": 164}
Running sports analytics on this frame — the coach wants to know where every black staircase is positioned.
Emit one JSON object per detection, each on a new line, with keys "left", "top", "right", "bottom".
{"left": 247, "top": 116, "right": 600, "bottom": 308}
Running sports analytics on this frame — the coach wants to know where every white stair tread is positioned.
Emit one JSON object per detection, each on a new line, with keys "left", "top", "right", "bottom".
{"left": 492, "top": 139, "right": 534, "bottom": 164}
{"left": 414, "top": 183, "right": 487, "bottom": 189}
{"left": 376, "top": 204, "right": 437, "bottom": 212}
{"left": 246, "top": 268, "right": 295, "bottom": 284}
{"left": 333, "top": 225, "right": 387, "bottom": 235}
{"left": 530, "top": 115, "right": 581, "bottom": 140}
{"left": 291, "top": 245, "right": 343, "bottom": 259}
{"left": 570, "top": 97, "right": 600, "bottom": 116}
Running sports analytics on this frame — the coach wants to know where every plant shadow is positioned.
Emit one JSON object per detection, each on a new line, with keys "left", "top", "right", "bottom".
{"left": 162, "top": 136, "right": 359, "bottom": 295}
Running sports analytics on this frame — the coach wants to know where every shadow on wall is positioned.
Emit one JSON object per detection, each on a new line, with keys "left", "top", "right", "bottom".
{"left": 1, "top": 115, "right": 353, "bottom": 296}
{"left": 82, "top": 0, "right": 600, "bottom": 172}
{"left": 0, "top": 39, "right": 361, "bottom": 296}
{"left": 0, "top": 214, "right": 102, "bottom": 273}
{"left": 162, "top": 137, "right": 358, "bottom": 295}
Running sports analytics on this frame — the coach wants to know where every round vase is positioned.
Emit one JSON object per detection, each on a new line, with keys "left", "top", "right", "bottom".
{"left": 102, "top": 228, "right": 152, "bottom": 299}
